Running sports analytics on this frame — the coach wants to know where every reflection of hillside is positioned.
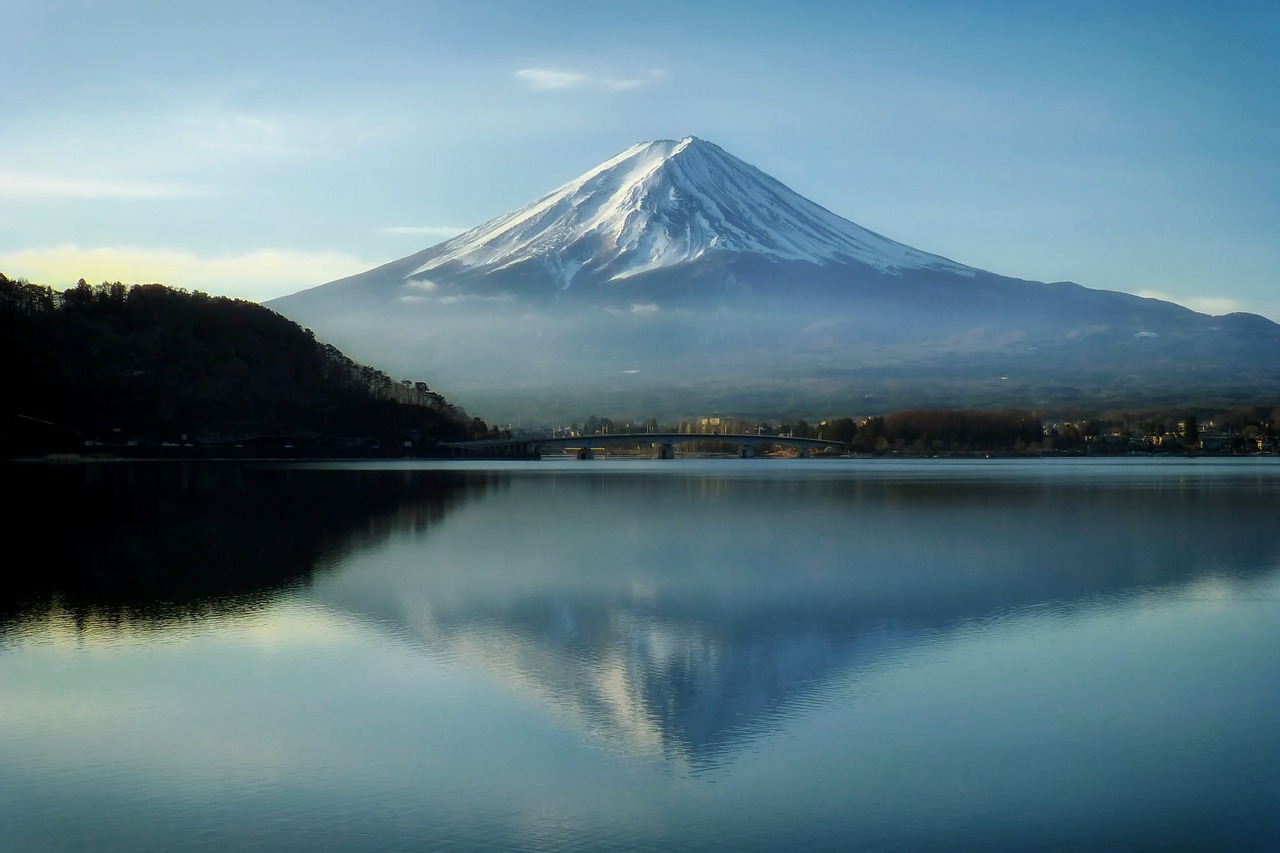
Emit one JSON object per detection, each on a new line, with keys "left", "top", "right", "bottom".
{"left": 2, "top": 462, "right": 482, "bottom": 632}
{"left": 313, "top": 468, "right": 1280, "bottom": 766}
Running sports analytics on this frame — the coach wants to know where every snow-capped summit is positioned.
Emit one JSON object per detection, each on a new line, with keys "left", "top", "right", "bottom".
{"left": 268, "top": 138, "right": 1280, "bottom": 423}
{"left": 409, "top": 136, "right": 971, "bottom": 288}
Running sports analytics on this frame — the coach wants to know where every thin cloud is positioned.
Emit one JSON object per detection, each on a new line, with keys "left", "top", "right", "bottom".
{"left": 184, "top": 110, "right": 344, "bottom": 159}
{"left": 436, "top": 293, "right": 514, "bottom": 305}
{"left": 381, "top": 225, "right": 467, "bottom": 239}
{"left": 1138, "top": 289, "right": 1242, "bottom": 317}
{"left": 1137, "top": 289, "right": 1280, "bottom": 322}
{"left": 0, "top": 245, "right": 371, "bottom": 302}
{"left": 0, "top": 172, "right": 208, "bottom": 199}
{"left": 514, "top": 67, "right": 666, "bottom": 93}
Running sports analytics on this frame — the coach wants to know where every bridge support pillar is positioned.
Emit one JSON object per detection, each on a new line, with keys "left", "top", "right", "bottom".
{"left": 795, "top": 447, "right": 810, "bottom": 458}
{"left": 738, "top": 445, "right": 754, "bottom": 458}
{"left": 576, "top": 447, "right": 595, "bottom": 460}
{"left": 657, "top": 444, "right": 676, "bottom": 460}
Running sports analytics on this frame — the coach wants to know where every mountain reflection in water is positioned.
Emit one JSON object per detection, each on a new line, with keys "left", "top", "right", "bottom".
{"left": 307, "top": 462, "right": 1280, "bottom": 766}
{"left": 5, "top": 459, "right": 1279, "bottom": 851}
{"left": 13, "top": 460, "right": 1272, "bottom": 765}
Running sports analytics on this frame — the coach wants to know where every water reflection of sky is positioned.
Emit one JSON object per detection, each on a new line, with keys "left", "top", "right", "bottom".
{"left": 310, "top": 460, "right": 1280, "bottom": 768}
{"left": 3, "top": 459, "right": 1279, "bottom": 851}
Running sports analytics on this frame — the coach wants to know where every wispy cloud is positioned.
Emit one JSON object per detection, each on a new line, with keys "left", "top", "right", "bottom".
{"left": 0, "top": 172, "right": 208, "bottom": 199}
{"left": 201, "top": 112, "right": 292, "bottom": 155}
{"left": 514, "top": 67, "right": 666, "bottom": 92}
{"left": 183, "top": 110, "right": 347, "bottom": 159}
{"left": 1136, "top": 289, "right": 1280, "bottom": 322}
{"left": 0, "top": 245, "right": 371, "bottom": 302}
{"left": 604, "top": 302, "right": 662, "bottom": 316}
{"left": 381, "top": 225, "right": 467, "bottom": 239}
{"left": 1138, "top": 289, "right": 1243, "bottom": 317}
{"left": 402, "top": 293, "right": 514, "bottom": 305}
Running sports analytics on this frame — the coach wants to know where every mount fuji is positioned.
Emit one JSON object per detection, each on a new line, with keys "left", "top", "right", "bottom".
{"left": 268, "top": 137, "right": 1280, "bottom": 421}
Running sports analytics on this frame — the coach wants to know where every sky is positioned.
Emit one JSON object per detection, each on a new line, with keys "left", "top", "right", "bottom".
{"left": 2, "top": 0, "right": 1278, "bottom": 319}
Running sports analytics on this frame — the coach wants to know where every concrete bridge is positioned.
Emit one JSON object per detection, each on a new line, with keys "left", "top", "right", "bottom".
{"left": 443, "top": 433, "right": 847, "bottom": 460}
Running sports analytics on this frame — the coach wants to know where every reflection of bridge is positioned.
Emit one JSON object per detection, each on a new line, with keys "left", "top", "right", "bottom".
{"left": 444, "top": 433, "right": 847, "bottom": 459}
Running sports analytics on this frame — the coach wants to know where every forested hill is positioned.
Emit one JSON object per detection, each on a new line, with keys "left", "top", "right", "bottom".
{"left": 2, "top": 274, "right": 498, "bottom": 455}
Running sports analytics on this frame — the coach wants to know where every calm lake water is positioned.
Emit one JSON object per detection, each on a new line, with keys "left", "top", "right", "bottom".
{"left": 3, "top": 458, "right": 1279, "bottom": 851}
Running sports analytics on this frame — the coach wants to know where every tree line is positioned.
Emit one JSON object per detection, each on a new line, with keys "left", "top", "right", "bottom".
{"left": 570, "top": 404, "right": 1279, "bottom": 455}
{"left": 2, "top": 274, "right": 498, "bottom": 454}
{"left": 817, "top": 410, "right": 1044, "bottom": 452}
{"left": 569, "top": 409, "right": 1045, "bottom": 452}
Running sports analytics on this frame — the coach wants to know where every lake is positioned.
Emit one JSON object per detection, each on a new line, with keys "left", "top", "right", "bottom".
{"left": 3, "top": 458, "right": 1278, "bottom": 851}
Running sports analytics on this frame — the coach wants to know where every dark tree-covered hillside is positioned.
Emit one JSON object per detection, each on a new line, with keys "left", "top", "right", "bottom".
{"left": 861, "top": 409, "right": 1043, "bottom": 452}
{"left": 2, "top": 274, "right": 496, "bottom": 454}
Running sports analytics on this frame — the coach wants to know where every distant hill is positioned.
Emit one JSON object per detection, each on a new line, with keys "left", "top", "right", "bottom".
{"left": 2, "top": 274, "right": 495, "bottom": 455}
{"left": 269, "top": 137, "right": 1280, "bottom": 422}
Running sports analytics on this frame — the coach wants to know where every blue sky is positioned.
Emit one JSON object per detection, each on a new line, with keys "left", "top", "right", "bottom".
{"left": 3, "top": 0, "right": 1277, "bottom": 318}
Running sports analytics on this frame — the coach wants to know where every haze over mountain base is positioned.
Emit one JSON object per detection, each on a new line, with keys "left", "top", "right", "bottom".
{"left": 269, "top": 138, "right": 1280, "bottom": 422}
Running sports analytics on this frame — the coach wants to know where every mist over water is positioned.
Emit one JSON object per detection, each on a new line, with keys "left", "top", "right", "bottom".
{"left": 3, "top": 459, "right": 1278, "bottom": 851}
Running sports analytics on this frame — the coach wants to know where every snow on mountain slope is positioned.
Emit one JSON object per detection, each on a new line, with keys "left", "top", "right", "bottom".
{"left": 267, "top": 137, "right": 1280, "bottom": 422}
{"left": 408, "top": 137, "right": 973, "bottom": 288}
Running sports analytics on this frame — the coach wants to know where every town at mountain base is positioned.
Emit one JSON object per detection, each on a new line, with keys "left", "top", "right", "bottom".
{"left": 268, "top": 138, "right": 1280, "bottom": 423}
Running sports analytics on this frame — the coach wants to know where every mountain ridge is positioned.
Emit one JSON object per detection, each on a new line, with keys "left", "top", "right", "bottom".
{"left": 268, "top": 138, "right": 1280, "bottom": 421}
{"left": 408, "top": 137, "right": 974, "bottom": 286}
{"left": 1, "top": 274, "right": 493, "bottom": 453}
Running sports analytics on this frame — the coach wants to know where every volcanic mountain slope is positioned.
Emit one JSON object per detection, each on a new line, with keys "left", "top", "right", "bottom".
{"left": 269, "top": 137, "right": 1280, "bottom": 421}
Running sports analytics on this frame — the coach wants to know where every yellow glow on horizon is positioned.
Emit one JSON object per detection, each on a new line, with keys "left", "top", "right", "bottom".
{"left": 0, "top": 245, "right": 371, "bottom": 302}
